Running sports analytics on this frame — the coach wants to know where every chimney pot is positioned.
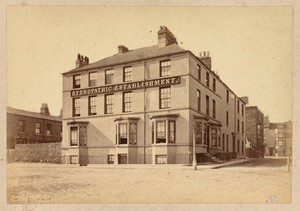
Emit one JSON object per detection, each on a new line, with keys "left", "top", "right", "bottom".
{"left": 40, "top": 103, "right": 50, "bottom": 115}
{"left": 199, "top": 51, "right": 212, "bottom": 70}
{"left": 118, "top": 45, "right": 129, "bottom": 54}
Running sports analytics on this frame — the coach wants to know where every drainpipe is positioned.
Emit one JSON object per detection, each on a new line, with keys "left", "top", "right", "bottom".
{"left": 143, "top": 60, "right": 147, "bottom": 164}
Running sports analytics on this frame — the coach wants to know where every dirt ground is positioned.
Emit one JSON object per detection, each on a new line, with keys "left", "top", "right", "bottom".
{"left": 6, "top": 158, "right": 292, "bottom": 204}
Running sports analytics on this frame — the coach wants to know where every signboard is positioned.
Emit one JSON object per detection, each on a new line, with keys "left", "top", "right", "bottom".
{"left": 71, "top": 76, "right": 181, "bottom": 97}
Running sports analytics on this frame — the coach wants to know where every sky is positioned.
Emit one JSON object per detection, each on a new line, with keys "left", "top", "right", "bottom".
{"left": 6, "top": 6, "right": 293, "bottom": 122}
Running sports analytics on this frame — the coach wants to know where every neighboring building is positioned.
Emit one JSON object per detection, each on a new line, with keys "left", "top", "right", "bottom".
{"left": 264, "top": 116, "right": 277, "bottom": 156}
{"left": 275, "top": 120, "right": 292, "bottom": 156}
{"left": 61, "top": 26, "right": 247, "bottom": 165}
{"left": 7, "top": 104, "right": 62, "bottom": 149}
{"left": 245, "top": 106, "right": 264, "bottom": 158}
{"left": 264, "top": 117, "right": 293, "bottom": 157}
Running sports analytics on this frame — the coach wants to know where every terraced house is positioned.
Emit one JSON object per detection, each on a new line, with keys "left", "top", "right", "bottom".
{"left": 61, "top": 26, "right": 246, "bottom": 165}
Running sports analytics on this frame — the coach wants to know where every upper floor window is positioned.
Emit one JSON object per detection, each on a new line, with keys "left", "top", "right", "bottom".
{"left": 237, "top": 119, "right": 240, "bottom": 132}
{"left": 89, "top": 72, "right": 97, "bottom": 87}
{"left": 73, "top": 74, "right": 81, "bottom": 89}
{"left": 123, "top": 66, "right": 132, "bottom": 82}
{"left": 197, "top": 65, "right": 201, "bottom": 81}
{"left": 206, "top": 95, "right": 209, "bottom": 116}
{"left": 35, "top": 122, "right": 41, "bottom": 134}
{"left": 242, "top": 104, "right": 244, "bottom": 116}
{"left": 206, "top": 72, "right": 209, "bottom": 87}
{"left": 237, "top": 100, "right": 240, "bottom": 113}
{"left": 226, "top": 90, "right": 229, "bottom": 103}
{"left": 160, "top": 60, "right": 170, "bottom": 77}
{"left": 213, "top": 78, "right": 216, "bottom": 92}
{"left": 212, "top": 99, "right": 216, "bottom": 118}
{"left": 242, "top": 122, "right": 244, "bottom": 134}
{"left": 226, "top": 111, "right": 229, "bottom": 126}
{"left": 19, "top": 120, "right": 25, "bottom": 132}
{"left": 123, "top": 92, "right": 132, "bottom": 112}
{"left": 105, "top": 70, "right": 114, "bottom": 84}
{"left": 46, "top": 123, "right": 52, "bottom": 135}
{"left": 105, "top": 94, "right": 114, "bottom": 114}
{"left": 159, "top": 87, "right": 171, "bottom": 109}
{"left": 88, "top": 96, "right": 97, "bottom": 115}
{"left": 73, "top": 98, "right": 80, "bottom": 117}
{"left": 197, "top": 90, "right": 201, "bottom": 112}
{"left": 278, "top": 140, "right": 286, "bottom": 146}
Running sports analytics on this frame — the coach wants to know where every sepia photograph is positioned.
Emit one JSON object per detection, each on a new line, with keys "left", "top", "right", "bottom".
{"left": 1, "top": 1, "right": 299, "bottom": 211}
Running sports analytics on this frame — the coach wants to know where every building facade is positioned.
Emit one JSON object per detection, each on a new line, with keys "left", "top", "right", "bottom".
{"left": 263, "top": 116, "right": 277, "bottom": 156}
{"left": 62, "top": 26, "right": 246, "bottom": 165}
{"left": 264, "top": 117, "right": 292, "bottom": 157}
{"left": 7, "top": 104, "right": 62, "bottom": 149}
{"left": 245, "top": 106, "right": 264, "bottom": 157}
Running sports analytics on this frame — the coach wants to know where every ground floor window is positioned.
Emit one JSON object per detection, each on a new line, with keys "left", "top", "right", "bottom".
{"left": 211, "top": 127, "right": 221, "bottom": 147}
{"left": 222, "top": 133, "right": 225, "bottom": 151}
{"left": 107, "top": 155, "right": 114, "bottom": 164}
{"left": 195, "top": 122, "right": 202, "bottom": 144}
{"left": 156, "top": 121, "right": 166, "bottom": 143}
{"left": 156, "top": 155, "right": 167, "bottom": 164}
{"left": 70, "top": 155, "right": 78, "bottom": 164}
{"left": 118, "top": 154, "right": 128, "bottom": 164}
{"left": 16, "top": 138, "right": 27, "bottom": 144}
{"left": 203, "top": 124, "right": 207, "bottom": 145}
{"left": 70, "top": 127, "right": 78, "bottom": 146}
{"left": 69, "top": 122, "right": 88, "bottom": 147}
{"left": 117, "top": 122, "right": 137, "bottom": 145}
{"left": 242, "top": 141, "right": 244, "bottom": 154}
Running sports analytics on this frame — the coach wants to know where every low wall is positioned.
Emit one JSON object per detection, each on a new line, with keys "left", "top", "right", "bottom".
{"left": 15, "top": 143, "right": 62, "bottom": 163}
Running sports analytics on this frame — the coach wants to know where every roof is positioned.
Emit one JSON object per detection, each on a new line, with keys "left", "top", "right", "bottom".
{"left": 63, "top": 44, "right": 188, "bottom": 75}
{"left": 7, "top": 106, "right": 62, "bottom": 122}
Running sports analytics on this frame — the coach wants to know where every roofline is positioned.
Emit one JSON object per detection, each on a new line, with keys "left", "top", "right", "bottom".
{"left": 188, "top": 51, "right": 245, "bottom": 102}
{"left": 62, "top": 46, "right": 245, "bottom": 101}
{"left": 62, "top": 49, "right": 190, "bottom": 75}
{"left": 7, "top": 107, "right": 62, "bottom": 122}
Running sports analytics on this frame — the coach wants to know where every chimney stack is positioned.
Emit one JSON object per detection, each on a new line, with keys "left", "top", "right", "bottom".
{"left": 76, "top": 53, "right": 89, "bottom": 68}
{"left": 241, "top": 96, "right": 249, "bottom": 104}
{"left": 199, "top": 51, "right": 212, "bottom": 70}
{"left": 118, "top": 45, "right": 129, "bottom": 54}
{"left": 40, "top": 103, "right": 50, "bottom": 115}
{"left": 157, "top": 26, "right": 178, "bottom": 48}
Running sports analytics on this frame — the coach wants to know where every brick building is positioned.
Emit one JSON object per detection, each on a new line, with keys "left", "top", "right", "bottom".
{"left": 245, "top": 106, "right": 264, "bottom": 157}
{"left": 61, "top": 26, "right": 247, "bottom": 165}
{"left": 264, "top": 117, "right": 292, "bottom": 157}
{"left": 7, "top": 104, "right": 62, "bottom": 149}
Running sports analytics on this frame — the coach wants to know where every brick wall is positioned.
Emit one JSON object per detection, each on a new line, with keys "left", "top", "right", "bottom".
{"left": 245, "top": 108, "right": 258, "bottom": 147}
{"left": 14, "top": 143, "right": 62, "bottom": 163}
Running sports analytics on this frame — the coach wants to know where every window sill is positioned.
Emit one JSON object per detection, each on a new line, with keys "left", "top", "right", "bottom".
{"left": 46, "top": 134, "right": 52, "bottom": 136}
{"left": 152, "top": 143, "right": 176, "bottom": 146}
{"left": 116, "top": 144, "right": 137, "bottom": 146}
{"left": 196, "top": 144, "right": 207, "bottom": 147}
{"left": 35, "top": 134, "right": 43, "bottom": 136}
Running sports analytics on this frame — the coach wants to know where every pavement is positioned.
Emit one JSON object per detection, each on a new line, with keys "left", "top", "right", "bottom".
{"left": 85, "top": 157, "right": 255, "bottom": 170}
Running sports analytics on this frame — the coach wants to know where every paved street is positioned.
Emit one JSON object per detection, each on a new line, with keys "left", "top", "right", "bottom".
{"left": 7, "top": 158, "right": 291, "bottom": 204}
